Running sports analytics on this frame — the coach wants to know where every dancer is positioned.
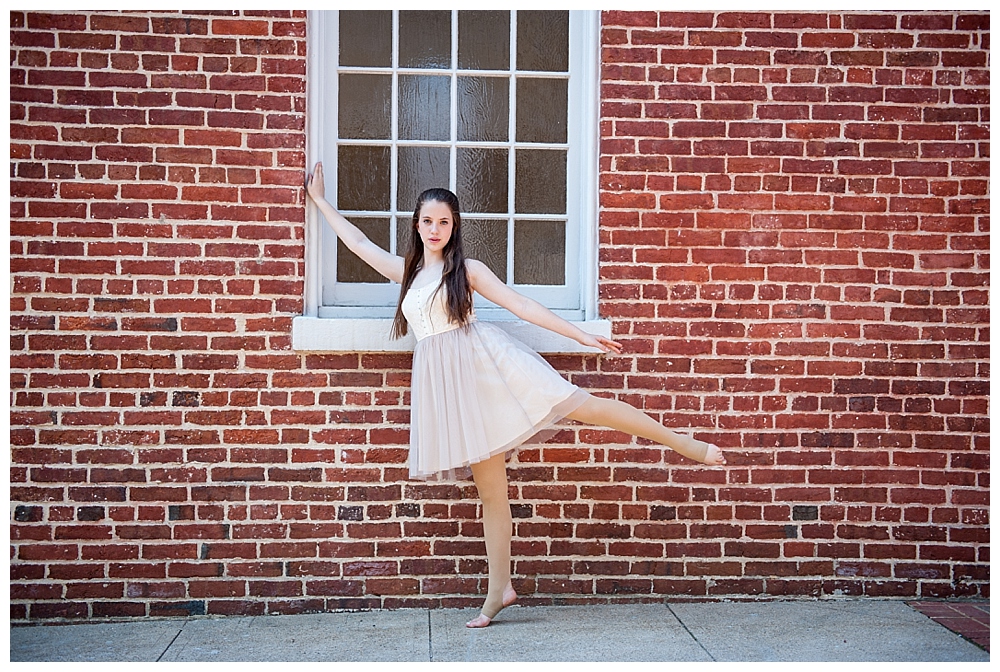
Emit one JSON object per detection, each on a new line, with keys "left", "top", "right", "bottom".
{"left": 305, "top": 164, "right": 726, "bottom": 627}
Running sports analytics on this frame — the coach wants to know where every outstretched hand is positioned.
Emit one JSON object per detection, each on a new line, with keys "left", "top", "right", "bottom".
{"left": 578, "top": 333, "right": 623, "bottom": 354}
{"left": 306, "top": 162, "right": 325, "bottom": 202}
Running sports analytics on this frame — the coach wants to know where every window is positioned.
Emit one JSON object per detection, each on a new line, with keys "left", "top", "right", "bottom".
{"left": 297, "top": 10, "right": 605, "bottom": 351}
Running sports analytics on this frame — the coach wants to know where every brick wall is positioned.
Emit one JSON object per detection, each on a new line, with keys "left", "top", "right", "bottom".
{"left": 10, "top": 10, "right": 989, "bottom": 621}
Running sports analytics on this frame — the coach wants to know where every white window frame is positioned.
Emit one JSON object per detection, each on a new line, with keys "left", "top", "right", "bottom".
{"left": 295, "top": 10, "right": 608, "bottom": 353}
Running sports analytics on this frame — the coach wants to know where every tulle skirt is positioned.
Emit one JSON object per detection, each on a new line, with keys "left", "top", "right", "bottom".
{"left": 409, "top": 321, "right": 589, "bottom": 481}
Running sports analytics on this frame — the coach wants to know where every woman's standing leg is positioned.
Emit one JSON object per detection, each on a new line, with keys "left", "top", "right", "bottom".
{"left": 466, "top": 452, "right": 518, "bottom": 628}
{"left": 566, "top": 395, "right": 726, "bottom": 465}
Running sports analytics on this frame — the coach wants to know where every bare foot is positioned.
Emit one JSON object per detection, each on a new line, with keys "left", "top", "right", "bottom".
{"left": 704, "top": 443, "right": 726, "bottom": 467}
{"left": 465, "top": 581, "right": 518, "bottom": 628}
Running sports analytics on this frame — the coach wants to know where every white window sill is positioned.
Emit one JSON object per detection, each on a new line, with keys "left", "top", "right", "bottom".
{"left": 291, "top": 317, "right": 612, "bottom": 354}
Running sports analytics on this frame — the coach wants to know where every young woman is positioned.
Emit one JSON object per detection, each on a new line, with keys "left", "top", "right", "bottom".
{"left": 305, "top": 164, "right": 726, "bottom": 628}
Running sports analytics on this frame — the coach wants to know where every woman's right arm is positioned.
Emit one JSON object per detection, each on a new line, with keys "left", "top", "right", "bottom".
{"left": 306, "top": 162, "right": 405, "bottom": 284}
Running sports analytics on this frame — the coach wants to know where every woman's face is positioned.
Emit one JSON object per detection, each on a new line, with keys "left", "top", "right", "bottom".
{"left": 416, "top": 199, "right": 454, "bottom": 254}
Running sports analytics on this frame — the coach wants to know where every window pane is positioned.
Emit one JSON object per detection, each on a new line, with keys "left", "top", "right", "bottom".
{"left": 457, "top": 147, "right": 508, "bottom": 214}
{"left": 340, "top": 11, "right": 392, "bottom": 67}
{"left": 515, "top": 78, "right": 567, "bottom": 144}
{"left": 458, "top": 76, "right": 509, "bottom": 142}
{"left": 463, "top": 218, "right": 507, "bottom": 281}
{"left": 516, "top": 11, "right": 568, "bottom": 72}
{"left": 514, "top": 219, "right": 565, "bottom": 285}
{"left": 458, "top": 11, "right": 510, "bottom": 70}
{"left": 399, "top": 10, "right": 451, "bottom": 69}
{"left": 515, "top": 149, "right": 566, "bottom": 214}
{"left": 397, "top": 216, "right": 414, "bottom": 258}
{"left": 337, "top": 145, "right": 391, "bottom": 211}
{"left": 397, "top": 146, "right": 450, "bottom": 211}
{"left": 338, "top": 73, "right": 391, "bottom": 140}
{"left": 338, "top": 217, "right": 390, "bottom": 283}
{"left": 398, "top": 75, "right": 451, "bottom": 141}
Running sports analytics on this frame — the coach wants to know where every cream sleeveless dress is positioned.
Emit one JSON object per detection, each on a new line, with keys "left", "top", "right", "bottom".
{"left": 401, "top": 264, "right": 589, "bottom": 480}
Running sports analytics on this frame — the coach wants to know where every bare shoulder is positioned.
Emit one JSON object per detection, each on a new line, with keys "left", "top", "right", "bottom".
{"left": 464, "top": 258, "right": 496, "bottom": 288}
{"left": 464, "top": 258, "right": 489, "bottom": 276}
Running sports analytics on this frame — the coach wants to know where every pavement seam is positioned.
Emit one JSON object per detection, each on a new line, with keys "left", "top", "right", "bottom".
{"left": 155, "top": 619, "right": 187, "bottom": 662}
{"left": 666, "top": 603, "right": 716, "bottom": 662}
{"left": 427, "top": 609, "right": 434, "bottom": 662}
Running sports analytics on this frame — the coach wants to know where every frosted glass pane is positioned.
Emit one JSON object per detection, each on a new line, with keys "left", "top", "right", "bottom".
{"left": 399, "top": 10, "right": 451, "bottom": 69}
{"left": 458, "top": 77, "right": 509, "bottom": 142}
{"left": 517, "top": 11, "right": 568, "bottom": 72}
{"left": 515, "top": 78, "right": 567, "bottom": 144}
{"left": 514, "top": 219, "right": 565, "bottom": 285}
{"left": 463, "top": 218, "right": 507, "bottom": 281}
{"left": 337, "top": 145, "right": 390, "bottom": 211}
{"left": 340, "top": 11, "right": 391, "bottom": 67}
{"left": 397, "top": 146, "right": 450, "bottom": 211}
{"left": 398, "top": 75, "right": 451, "bottom": 141}
{"left": 458, "top": 11, "right": 510, "bottom": 70}
{"left": 515, "top": 149, "right": 565, "bottom": 214}
{"left": 337, "top": 218, "right": 390, "bottom": 283}
{"left": 397, "top": 216, "right": 415, "bottom": 257}
{"left": 338, "top": 73, "right": 391, "bottom": 140}
{"left": 457, "top": 147, "right": 508, "bottom": 214}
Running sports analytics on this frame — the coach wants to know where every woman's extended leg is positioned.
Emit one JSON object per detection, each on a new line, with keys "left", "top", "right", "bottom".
{"left": 566, "top": 394, "right": 726, "bottom": 466}
{"left": 466, "top": 452, "right": 518, "bottom": 628}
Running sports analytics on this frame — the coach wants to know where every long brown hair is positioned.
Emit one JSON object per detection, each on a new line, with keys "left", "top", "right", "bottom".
{"left": 391, "top": 188, "right": 474, "bottom": 339}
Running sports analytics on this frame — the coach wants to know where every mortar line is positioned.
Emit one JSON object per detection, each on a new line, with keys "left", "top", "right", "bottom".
{"left": 155, "top": 619, "right": 186, "bottom": 662}
{"left": 666, "top": 603, "right": 716, "bottom": 662}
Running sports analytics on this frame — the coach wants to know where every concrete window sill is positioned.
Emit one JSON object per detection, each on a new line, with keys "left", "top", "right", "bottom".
{"left": 291, "top": 317, "right": 612, "bottom": 354}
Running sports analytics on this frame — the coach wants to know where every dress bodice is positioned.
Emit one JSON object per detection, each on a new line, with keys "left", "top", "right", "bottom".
{"left": 401, "top": 266, "right": 476, "bottom": 341}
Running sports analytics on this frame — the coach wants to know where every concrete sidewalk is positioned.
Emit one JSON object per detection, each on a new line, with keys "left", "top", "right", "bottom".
{"left": 10, "top": 600, "right": 989, "bottom": 662}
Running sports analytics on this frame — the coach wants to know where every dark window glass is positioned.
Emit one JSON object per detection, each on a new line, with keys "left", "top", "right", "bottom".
{"left": 339, "top": 11, "right": 392, "bottom": 67}
{"left": 399, "top": 10, "right": 451, "bottom": 69}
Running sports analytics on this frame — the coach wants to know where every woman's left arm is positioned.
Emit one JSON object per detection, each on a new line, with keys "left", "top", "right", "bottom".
{"left": 466, "top": 259, "right": 622, "bottom": 354}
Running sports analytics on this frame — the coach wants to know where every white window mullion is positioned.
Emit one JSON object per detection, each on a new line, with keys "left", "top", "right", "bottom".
{"left": 389, "top": 10, "right": 400, "bottom": 254}
{"left": 570, "top": 10, "right": 599, "bottom": 320}
{"left": 449, "top": 10, "right": 458, "bottom": 195}
{"left": 306, "top": 10, "right": 330, "bottom": 316}
{"left": 507, "top": 10, "right": 517, "bottom": 286}
{"left": 338, "top": 66, "right": 565, "bottom": 79}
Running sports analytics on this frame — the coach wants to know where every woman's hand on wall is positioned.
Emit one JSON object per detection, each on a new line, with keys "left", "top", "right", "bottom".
{"left": 306, "top": 162, "right": 326, "bottom": 202}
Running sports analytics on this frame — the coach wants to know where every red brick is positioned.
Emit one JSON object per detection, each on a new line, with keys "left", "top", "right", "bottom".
{"left": 8, "top": 9, "right": 989, "bottom": 620}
